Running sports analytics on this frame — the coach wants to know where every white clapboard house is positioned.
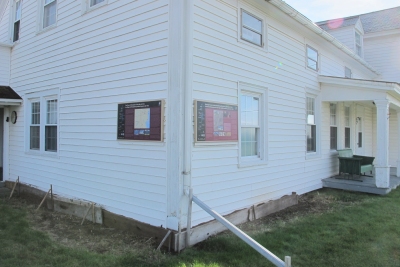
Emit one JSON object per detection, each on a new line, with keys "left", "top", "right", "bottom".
{"left": 1, "top": 0, "right": 400, "bottom": 248}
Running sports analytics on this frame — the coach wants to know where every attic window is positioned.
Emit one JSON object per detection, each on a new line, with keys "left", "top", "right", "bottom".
{"left": 355, "top": 31, "right": 362, "bottom": 57}
{"left": 241, "top": 10, "right": 263, "bottom": 47}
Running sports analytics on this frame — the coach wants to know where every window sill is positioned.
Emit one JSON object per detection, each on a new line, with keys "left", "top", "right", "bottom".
{"left": 37, "top": 24, "right": 57, "bottom": 36}
{"left": 117, "top": 140, "right": 165, "bottom": 147}
{"left": 238, "top": 157, "right": 267, "bottom": 168}
{"left": 194, "top": 141, "right": 237, "bottom": 147}
{"left": 25, "top": 150, "right": 59, "bottom": 159}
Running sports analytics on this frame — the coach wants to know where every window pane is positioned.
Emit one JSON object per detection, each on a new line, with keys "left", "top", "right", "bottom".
{"left": 356, "top": 45, "right": 362, "bottom": 56}
{"left": 307, "top": 59, "right": 317, "bottom": 70}
{"left": 345, "top": 107, "right": 350, "bottom": 127}
{"left": 307, "top": 125, "right": 316, "bottom": 152}
{"left": 241, "top": 127, "right": 257, "bottom": 157}
{"left": 31, "top": 102, "right": 40, "bottom": 124}
{"left": 47, "top": 99, "right": 57, "bottom": 124}
{"left": 30, "top": 126, "right": 40, "bottom": 150}
{"left": 358, "top": 132, "right": 362, "bottom": 148}
{"left": 330, "top": 126, "right": 337, "bottom": 150}
{"left": 241, "top": 95, "right": 259, "bottom": 126}
{"left": 241, "top": 27, "right": 262, "bottom": 46}
{"left": 13, "top": 21, "right": 20, "bottom": 42}
{"left": 345, "top": 128, "right": 350, "bottom": 148}
{"left": 15, "top": 1, "right": 21, "bottom": 21}
{"left": 45, "top": 126, "right": 57, "bottom": 152}
{"left": 43, "top": 1, "right": 57, "bottom": 28}
{"left": 330, "top": 103, "right": 336, "bottom": 126}
{"left": 307, "top": 47, "right": 318, "bottom": 61}
{"left": 355, "top": 32, "right": 361, "bottom": 44}
{"left": 242, "top": 11, "right": 262, "bottom": 33}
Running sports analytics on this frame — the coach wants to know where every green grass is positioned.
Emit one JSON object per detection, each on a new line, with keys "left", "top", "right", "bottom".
{"left": 1, "top": 188, "right": 400, "bottom": 266}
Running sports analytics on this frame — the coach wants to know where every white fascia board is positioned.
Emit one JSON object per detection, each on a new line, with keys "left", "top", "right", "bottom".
{"left": 0, "top": 99, "right": 22, "bottom": 105}
{"left": 265, "top": 0, "right": 380, "bottom": 76}
{"left": 318, "top": 76, "right": 399, "bottom": 92}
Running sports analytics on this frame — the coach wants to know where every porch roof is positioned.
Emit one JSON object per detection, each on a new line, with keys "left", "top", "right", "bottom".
{"left": 318, "top": 75, "right": 400, "bottom": 109}
{"left": 0, "top": 86, "right": 22, "bottom": 106}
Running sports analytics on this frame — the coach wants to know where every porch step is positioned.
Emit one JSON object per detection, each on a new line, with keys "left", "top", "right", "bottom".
{"left": 0, "top": 181, "right": 5, "bottom": 188}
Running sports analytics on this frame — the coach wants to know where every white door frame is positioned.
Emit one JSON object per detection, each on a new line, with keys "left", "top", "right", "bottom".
{"left": 355, "top": 105, "right": 364, "bottom": 155}
{"left": 3, "top": 107, "right": 9, "bottom": 181}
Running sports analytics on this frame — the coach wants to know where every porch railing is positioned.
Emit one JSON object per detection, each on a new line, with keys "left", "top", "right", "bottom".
{"left": 186, "top": 188, "right": 292, "bottom": 267}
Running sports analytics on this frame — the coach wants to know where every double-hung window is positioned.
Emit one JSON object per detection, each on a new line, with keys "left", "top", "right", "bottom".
{"left": 27, "top": 93, "right": 58, "bottom": 154}
{"left": 344, "top": 106, "right": 351, "bottom": 148}
{"left": 330, "top": 103, "right": 337, "bottom": 150}
{"left": 13, "top": 0, "right": 22, "bottom": 42}
{"left": 43, "top": 0, "right": 57, "bottom": 29}
{"left": 355, "top": 31, "right": 362, "bottom": 57}
{"left": 306, "top": 97, "right": 316, "bottom": 152}
{"left": 241, "top": 94, "right": 260, "bottom": 157}
{"left": 306, "top": 45, "right": 318, "bottom": 71}
{"left": 239, "top": 83, "right": 267, "bottom": 166}
{"left": 241, "top": 10, "right": 263, "bottom": 47}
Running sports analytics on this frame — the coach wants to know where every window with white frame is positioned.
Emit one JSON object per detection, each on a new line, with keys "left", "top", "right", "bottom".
{"left": 42, "top": 0, "right": 57, "bottom": 29}
{"left": 344, "top": 106, "right": 351, "bottom": 148}
{"left": 306, "top": 45, "right": 318, "bottom": 71}
{"left": 330, "top": 103, "right": 337, "bottom": 150}
{"left": 241, "top": 9, "right": 263, "bottom": 47}
{"left": 13, "top": 0, "right": 22, "bottom": 42}
{"left": 28, "top": 95, "right": 58, "bottom": 153}
{"left": 345, "top": 67, "right": 352, "bottom": 78}
{"left": 241, "top": 94, "right": 260, "bottom": 157}
{"left": 306, "top": 97, "right": 316, "bottom": 152}
{"left": 355, "top": 31, "right": 362, "bottom": 57}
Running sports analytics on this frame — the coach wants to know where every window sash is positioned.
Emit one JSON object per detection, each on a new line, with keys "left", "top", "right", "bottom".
{"left": 307, "top": 125, "right": 316, "bottom": 152}
{"left": 306, "top": 46, "right": 318, "bottom": 71}
{"left": 330, "top": 103, "right": 337, "bottom": 126}
{"left": 345, "top": 127, "right": 351, "bottom": 148}
{"left": 241, "top": 93, "right": 260, "bottom": 158}
{"left": 330, "top": 126, "right": 337, "bottom": 150}
{"left": 344, "top": 107, "right": 350, "bottom": 127}
{"left": 43, "top": 0, "right": 57, "bottom": 28}
{"left": 241, "top": 10, "right": 263, "bottom": 46}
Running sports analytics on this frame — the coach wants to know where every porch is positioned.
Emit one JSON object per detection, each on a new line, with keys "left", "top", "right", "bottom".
{"left": 322, "top": 175, "right": 400, "bottom": 195}
{"left": 319, "top": 76, "right": 400, "bottom": 191}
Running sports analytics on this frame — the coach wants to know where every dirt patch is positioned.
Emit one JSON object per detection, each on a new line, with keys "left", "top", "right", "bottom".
{"left": 6, "top": 195, "right": 158, "bottom": 255}
{"left": 4, "top": 189, "right": 360, "bottom": 254}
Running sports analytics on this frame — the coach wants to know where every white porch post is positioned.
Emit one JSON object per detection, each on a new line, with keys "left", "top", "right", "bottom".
{"left": 397, "top": 111, "right": 400, "bottom": 177}
{"left": 375, "top": 100, "right": 390, "bottom": 188}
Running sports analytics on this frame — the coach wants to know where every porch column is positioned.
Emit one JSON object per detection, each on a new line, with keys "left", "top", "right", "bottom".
{"left": 375, "top": 100, "right": 390, "bottom": 188}
{"left": 397, "top": 111, "right": 400, "bottom": 177}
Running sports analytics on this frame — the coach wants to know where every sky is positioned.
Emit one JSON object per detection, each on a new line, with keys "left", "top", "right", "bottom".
{"left": 283, "top": 0, "right": 400, "bottom": 22}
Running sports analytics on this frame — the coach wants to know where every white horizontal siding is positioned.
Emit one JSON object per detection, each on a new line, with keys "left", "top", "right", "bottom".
{"left": 190, "top": 0, "right": 350, "bottom": 226}
{"left": 0, "top": 1, "right": 9, "bottom": 43}
{"left": 8, "top": 0, "right": 169, "bottom": 227}
{"left": 324, "top": 26, "right": 355, "bottom": 52}
{"left": 0, "top": 46, "right": 10, "bottom": 85}
{"left": 364, "top": 35, "right": 400, "bottom": 83}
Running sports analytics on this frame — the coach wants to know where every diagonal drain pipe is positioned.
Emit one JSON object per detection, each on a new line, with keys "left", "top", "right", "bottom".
{"left": 186, "top": 189, "right": 291, "bottom": 267}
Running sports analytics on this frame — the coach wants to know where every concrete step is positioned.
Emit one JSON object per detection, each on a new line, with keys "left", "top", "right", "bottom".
{"left": 0, "top": 187, "right": 11, "bottom": 198}
{"left": 0, "top": 181, "right": 5, "bottom": 188}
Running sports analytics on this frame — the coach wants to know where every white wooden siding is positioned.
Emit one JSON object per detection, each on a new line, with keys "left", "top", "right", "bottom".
{"left": 364, "top": 35, "right": 400, "bottom": 83}
{"left": 0, "top": 1, "right": 9, "bottom": 43}
{"left": 0, "top": 46, "right": 10, "bottom": 85}
{"left": 323, "top": 26, "right": 355, "bottom": 53}
{"left": 190, "top": 0, "right": 360, "bottom": 226}
{"left": 8, "top": 0, "right": 169, "bottom": 227}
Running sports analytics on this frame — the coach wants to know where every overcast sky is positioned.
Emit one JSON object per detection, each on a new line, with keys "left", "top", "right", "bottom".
{"left": 283, "top": 0, "right": 400, "bottom": 22}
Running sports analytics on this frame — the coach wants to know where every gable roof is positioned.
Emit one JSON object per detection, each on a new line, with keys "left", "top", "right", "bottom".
{"left": 316, "top": 6, "right": 400, "bottom": 33}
